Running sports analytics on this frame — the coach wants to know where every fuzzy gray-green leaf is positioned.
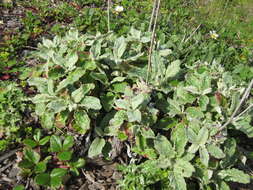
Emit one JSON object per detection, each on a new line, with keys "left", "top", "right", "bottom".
{"left": 165, "top": 60, "right": 181, "bottom": 79}
{"left": 199, "top": 146, "right": 209, "bottom": 167}
{"left": 88, "top": 138, "right": 106, "bottom": 158}
{"left": 47, "top": 99, "right": 67, "bottom": 113}
{"left": 127, "top": 109, "right": 142, "bottom": 122}
{"left": 171, "top": 173, "right": 187, "bottom": 190}
{"left": 171, "top": 124, "right": 187, "bottom": 156}
{"left": 71, "top": 86, "right": 85, "bottom": 103}
{"left": 185, "top": 107, "right": 204, "bottom": 119}
{"left": 196, "top": 127, "right": 209, "bottom": 145}
{"left": 28, "top": 77, "right": 48, "bottom": 94}
{"left": 218, "top": 168, "right": 250, "bottom": 184}
{"left": 73, "top": 110, "right": 90, "bottom": 134}
{"left": 80, "top": 96, "right": 102, "bottom": 110}
{"left": 207, "top": 144, "right": 225, "bottom": 159}
{"left": 113, "top": 36, "right": 127, "bottom": 60}
{"left": 154, "top": 134, "right": 175, "bottom": 158}
{"left": 56, "top": 68, "right": 86, "bottom": 92}
{"left": 131, "top": 94, "right": 145, "bottom": 110}
{"left": 174, "top": 159, "right": 195, "bottom": 177}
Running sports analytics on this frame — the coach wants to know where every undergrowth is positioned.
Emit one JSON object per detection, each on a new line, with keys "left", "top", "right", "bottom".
{"left": 0, "top": 0, "right": 252, "bottom": 189}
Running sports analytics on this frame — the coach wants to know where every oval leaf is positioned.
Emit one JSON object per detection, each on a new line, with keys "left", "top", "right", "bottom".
{"left": 218, "top": 168, "right": 250, "bottom": 184}
{"left": 50, "top": 135, "right": 62, "bottom": 152}
{"left": 80, "top": 96, "right": 102, "bottom": 110}
{"left": 88, "top": 137, "right": 105, "bottom": 158}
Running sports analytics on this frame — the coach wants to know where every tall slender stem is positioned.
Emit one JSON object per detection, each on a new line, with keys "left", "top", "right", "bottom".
{"left": 148, "top": 0, "right": 156, "bottom": 32}
{"left": 146, "top": 0, "right": 161, "bottom": 84}
{"left": 107, "top": 0, "right": 111, "bottom": 32}
{"left": 233, "top": 104, "right": 253, "bottom": 122}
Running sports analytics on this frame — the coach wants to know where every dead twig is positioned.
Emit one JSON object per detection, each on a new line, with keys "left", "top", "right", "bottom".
{"left": 0, "top": 148, "right": 21, "bottom": 163}
{"left": 0, "top": 161, "right": 15, "bottom": 173}
{"left": 81, "top": 169, "right": 105, "bottom": 190}
{"left": 0, "top": 176, "right": 15, "bottom": 184}
{"left": 23, "top": 46, "right": 38, "bottom": 50}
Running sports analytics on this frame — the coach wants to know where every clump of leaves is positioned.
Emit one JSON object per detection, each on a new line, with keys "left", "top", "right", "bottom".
{"left": 24, "top": 28, "right": 252, "bottom": 189}
{"left": 118, "top": 60, "right": 253, "bottom": 189}
{"left": 27, "top": 28, "right": 151, "bottom": 134}
{"left": 19, "top": 130, "right": 84, "bottom": 188}
{"left": 0, "top": 82, "right": 31, "bottom": 151}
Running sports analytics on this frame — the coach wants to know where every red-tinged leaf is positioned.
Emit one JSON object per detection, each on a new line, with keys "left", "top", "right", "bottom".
{"left": 58, "top": 165, "right": 70, "bottom": 169}
{"left": 0, "top": 74, "right": 11, "bottom": 80}
{"left": 215, "top": 92, "right": 222, "bottom": 105}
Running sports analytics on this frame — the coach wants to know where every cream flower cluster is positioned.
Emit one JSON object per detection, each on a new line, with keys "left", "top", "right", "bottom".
{"left": 114, "top": 5, "right": 124, "bottom": 13}
{"left": 209, "top": 30, "right": 219, "bottom": 39}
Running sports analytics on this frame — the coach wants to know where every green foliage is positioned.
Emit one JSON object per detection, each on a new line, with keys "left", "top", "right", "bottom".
{"left": 1, "top": 0, "right": 253, "bottom": 189}
{"left": 19, "top": 132, "right": 85, "bottom": 188}
{"left": 22, "top": 26, "right": 252, "bottom": 188}
{"left": 88, "top": 137, "right": 106, "bottom": 158}
{"left": 27, "top": 28, "right": 151, "bottom": 134}
{"left": 196, "top": 0, "right": 253, "bottom": 47}
{"left": 0, "top": 82, "right": 32, "bottom": 151}
{"left": 13, "top": 185, "right": 25, "bottom": 190}
{"left": 114, "top": 56, "right": 253, "bottom": 189}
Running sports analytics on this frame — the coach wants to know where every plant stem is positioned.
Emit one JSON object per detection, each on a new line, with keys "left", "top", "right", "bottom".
{"left": 146, "top": 0, "right": 161, "bottom": 84}
{"left": 148, "top": 0, "right": 157, "bottom": 32}
{"left": 107, "top": 0, "right": 111, "bottom": 32}
{"left": 219, "top": 79, "right": 253, "bottom": 131}
{"left": 233, "top": 104, "right": 253, "bottom": 122}
{"left": 184, "top": 24, "right": 201, "bottom": 43}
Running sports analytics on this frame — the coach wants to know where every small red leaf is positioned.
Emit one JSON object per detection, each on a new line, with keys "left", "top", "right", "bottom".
{"left": 0, "top": 74, "right": 10, "bottom": 80}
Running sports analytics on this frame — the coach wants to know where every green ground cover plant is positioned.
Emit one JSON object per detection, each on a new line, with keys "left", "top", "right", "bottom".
{"left": 0, "top": 0, "right": 252, "bottom": 189}
{"left": 0, "top": 81, "right": 33, "bottom": 151}
{"left": 19, "top": 27, "right": 253, "bottom": 189}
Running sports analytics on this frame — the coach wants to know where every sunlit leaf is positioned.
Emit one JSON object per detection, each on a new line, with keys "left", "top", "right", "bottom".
{"left": 24, "top": 149, "right": 40, "bottom": 164}
{"left": 174, "top": 159, "right": 195, "bottom": 177}
{"left": 80, "top": 96, "right": 102, "bottom": 110}
{"left": 127, "top": 109, "right": 142, "bottom": 122}
{"left": 56, "top": 68, "right": 86, "bottom": 92}
{"left": 199, "top": 146, "right": 209, "bottom": 167}
{"left": 50, "top": 135, "right": 62, "bottom": 152}
{"left": 73, "top": 110, "right": 90, "bottom": 134}
{"left": 218, "top": 168, "right": 250, "bottom": 184}
{"left": 88, "top": 137, "right": 106, "bottom": 158}
{"left": 207, "top": 144, "right": 225, "bottom": 159}
{"left": 154, "top": 134, "right": 175, "bottom": 158}
{"left": 171, "top": 124, "right": 187, "bottom": 156}
{"left": 113, "top": 36, "right": 127, "bottom": 61}
{"left": 165, "top": 60, "right": 181, "bottom": 79}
